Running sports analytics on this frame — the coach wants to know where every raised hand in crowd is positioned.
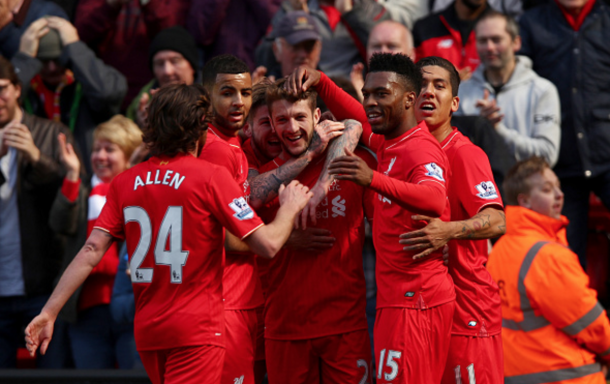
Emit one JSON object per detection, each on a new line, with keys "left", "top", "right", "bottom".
{"left": 57, "top": 133, "right": 80, "bottom": 182}
{"left": 0, "top": 0, "right": 13, "bottom": 30}
{"left": 476, "top": 89, "right": 504, "bottom": 127}
{"left": 19, "top": 18, "right": 50, "bottom": 57}
{"left": 252, "top": 66, "right": 275, "bottom": 84}
{"left": 349, "top": 62, "right": 365, "bottom": 102}
{"left": 3, "top": 122, "right": 41, "bottom": 163}
{"left": 46, "top": 16, "right": 79, "bottom": 46}
{"left": 288, "top": 0, "right": 309, "bottom": 12}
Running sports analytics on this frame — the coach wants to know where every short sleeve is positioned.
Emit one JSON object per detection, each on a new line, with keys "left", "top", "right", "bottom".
{"left": 94, "top": 177, "right": 125, "bottom": 240}
{"left": 200, "top": 140, "right": 240, "bottom": 183}
{"left": 206, "top": 167, "right": 264, "bottom": 240}
{"left": 452, "top": 145, "right": 504, "bottom": 217}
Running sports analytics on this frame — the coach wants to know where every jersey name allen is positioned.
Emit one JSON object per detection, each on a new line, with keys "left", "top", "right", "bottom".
{"left": 134, "top": 169, "right": 186, "bottom": 191}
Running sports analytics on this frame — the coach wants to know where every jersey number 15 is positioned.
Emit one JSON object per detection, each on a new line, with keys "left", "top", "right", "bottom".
{"left": 124, "top": 206, "right": 189, "bottom": 284}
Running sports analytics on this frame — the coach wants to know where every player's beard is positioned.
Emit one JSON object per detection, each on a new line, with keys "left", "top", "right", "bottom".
{"left": 210, "top": 107, "right": 245, "bottom": 133}
{"left": 279, "top": 126, "right": 313, "bottom": 158}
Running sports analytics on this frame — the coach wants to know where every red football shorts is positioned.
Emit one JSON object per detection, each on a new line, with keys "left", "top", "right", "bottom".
{"left": 441, "top": 334, "right": 503, "bottom": 384}
{"left": 266, "top": 329, "right": 372, "bottom": 384}
{"left": 222, "top": 309, "right": 258, "bottom": 384}
{"left": 374, "top": 302, "right": 455, "bottom": 384}
{"left": 139, "top": 345, "right": 224, "bottom": 384}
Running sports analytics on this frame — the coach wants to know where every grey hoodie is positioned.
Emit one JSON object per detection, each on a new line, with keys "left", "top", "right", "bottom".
{"left": 456, "top": 55, "right": 561, "bottom": 167}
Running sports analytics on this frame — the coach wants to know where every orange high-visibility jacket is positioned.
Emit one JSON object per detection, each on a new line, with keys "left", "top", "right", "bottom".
{"left": 488, "top": 206, "right": 610, "bottom": 384}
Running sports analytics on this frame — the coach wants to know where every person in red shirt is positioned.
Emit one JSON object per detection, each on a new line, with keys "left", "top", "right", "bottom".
{"left": 24, "top": 84, "right": 313, "bottom": 384}
{"left": 399, "top": 56, "right": 506, "bottom": 384}
{"left": 323, "top": 53, "right": 455, "bottom": 384}
{"left": 200, "top": 54, "right": 351, "bottom": 384}
{"left": 259, "top": 79, "right": 375, "bottom": 384}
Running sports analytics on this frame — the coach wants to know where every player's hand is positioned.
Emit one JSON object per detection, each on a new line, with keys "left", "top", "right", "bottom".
{"left": 58, "top": 133, "right": 80, "bottom": 182}
{"left": 458, "top": 66, "right": 472, "bottom": 81}
{"left": 19, "top": 18, "right": 49, "bottom": 57}
{"left": 278, "top": 180, "right": 313, "bottom": 213}
{"left": 399, "top": 215, "right": 452, "bottom": 259}
{"left": 328, "top": 147, "right": 373, "bottom": 186}
{"left": 295, "top": 182, "right": 327, "bottom": 229}
{"left": 442, "top": 244, "right": 449, "bottom": 266}
{"left": 307, "top": 120, "right": 345, "bottom": 158}
{"left": 24, "top": 311, "right": 55, "bottom": 357}
{"left": 4, "top": 123, "right": 40, "bottom": 163}
{"left": 285, "top": 227, "right": 335, "bottom": 251}
{"left": 475, "top": 89, "right": 504, "bottom": 128}
{"left": 350, "top": 62, "right": 364, "bottom": 102}
{"left": 284, "top": 65, "right": 321, "bottom": 96}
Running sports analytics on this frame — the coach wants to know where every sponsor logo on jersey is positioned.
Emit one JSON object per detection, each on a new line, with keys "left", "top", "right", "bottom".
{"left": 234, "top": 376, "right": 244, "bottom": 384}
{"left": 468, "top": 321, "right": 478, "bottom": 327}
{"left": 424, "top": 163, "right": 445, "bottom": 182}
{"left": 159, "top": 161, "right": 169, "bottom": 165}
{"left": 438, "top": 39, "right": 453, "bottom": 48}
{"left": 229, "top": 197, "right": 255, "bottom": 220}
{"left": 475, "top": 181, "right": 499, "bottom": 200}
{"left": 331, "top": 195, "right": 346, "bottom": 218}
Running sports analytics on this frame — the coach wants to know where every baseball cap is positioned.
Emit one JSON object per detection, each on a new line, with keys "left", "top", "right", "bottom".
{"left": 37, "top": 29, "right": 62, "bottom": 60}
{"left": 275, "top": 11, "right": 320, "bottom": 45}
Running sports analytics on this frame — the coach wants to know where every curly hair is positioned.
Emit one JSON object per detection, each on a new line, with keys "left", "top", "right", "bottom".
{"left": 368, "top": 52, "right": 422, "bottom": 96}
{"left": 143, "top": 84, "right": 210, "bottom": 157}
{"left": 266, "top": 78, "right": 317, "bottom": 115}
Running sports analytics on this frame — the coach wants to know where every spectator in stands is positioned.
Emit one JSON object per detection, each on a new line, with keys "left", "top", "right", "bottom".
{"left": 74, "top": 0, "right": 189, "bottom": 109}
{"left": 519, "top": 0, "right": 610, "bottom": 267}
{"left": 187, "top": 0, "right": 280, "bottom": 71}
{"left": 0, "top": 55, "right": 75, "bottom": 368}
{"left": 488, "top": 157, "right": 610, "bottom": 383}
{"left": 350, "top": 20, "right": 414, "bottom": 100}
{"left": 12, "top": 16, "right": 127, "bottom": 176}
{"left": 126, "top": 26, "right": 198, "bottom": 130}
{"left": 256, "top": 0, "right": 393, "bottom": 79}
{"left": 0, "top": 0, "right": 67, "bottom": 59}
{"left": 413, "top": 0, "right": 490, "bottom": 80}
{"left": 48, "top": 114, "right": 141, "bottom": 369}
{"left": 456, "top": 11, "right": 560, "bottom": 167}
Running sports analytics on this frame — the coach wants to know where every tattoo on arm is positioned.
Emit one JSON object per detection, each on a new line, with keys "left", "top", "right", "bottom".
{"left": 455, "top": 210, "right": 499, "bottom": 240}
{"left": 317, "top": 119, "right": 362, "bottom": 184}
{"left": 249, "top": 156, "right": 312, "bottom": 208}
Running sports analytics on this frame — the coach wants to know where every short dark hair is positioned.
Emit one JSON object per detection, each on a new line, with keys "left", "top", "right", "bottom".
{"left": 249, "top": 78, "right": 273, "bottom": 122}
{"left": 503, "top": 156, "right": 550, "bottom": 206}
{"left": 368, "top": 53, "right": 422, "bottom": 95}
{"left": 476, "top": 10, "right": 519, "bottom": 40}
{"left": 0, "top": 56, "right": 20, "bottom": 86}
{"left": 143, "top": 83, "right": 210, "bottom": 157}
{"left": 266, "top": 78, "right": 317, "bottom": 115}
{"left": 416, "top": 56, "right": 460, "bottom": 97}
{"left": 202, "top": 54, "right": 250, "bottom": 92}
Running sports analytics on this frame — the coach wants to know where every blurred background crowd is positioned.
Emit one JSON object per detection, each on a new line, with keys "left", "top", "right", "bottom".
{"left": 0, "top": 0, "right": 609, "bottom": 375}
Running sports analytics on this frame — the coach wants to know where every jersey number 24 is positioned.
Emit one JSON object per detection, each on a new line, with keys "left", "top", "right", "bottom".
{"left": 125, "top": 206, "right": 189, "bottom": 284}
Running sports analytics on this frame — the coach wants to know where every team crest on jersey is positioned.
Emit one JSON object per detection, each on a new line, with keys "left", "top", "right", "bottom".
{"left": 468, "top": 321, "right": 478, "bottom": 327}
{"left": 424, "top": 163, "right": 445, "bottom": 182}
{"left": 475, "top": 181, "right": 499, "bottom": 200}
{"left": 229, "top": 197, "right": 254, "bottom": 220}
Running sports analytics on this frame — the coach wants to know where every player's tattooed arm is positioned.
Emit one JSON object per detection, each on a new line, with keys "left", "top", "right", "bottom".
{"left": 297, "top": 119, "right": 363, "bottom": 229}
{"left": 248, "top": 120, "right": 346, "bottom": 210}
{"left": 399, "top": 207, "right": 505, "bottom": 259}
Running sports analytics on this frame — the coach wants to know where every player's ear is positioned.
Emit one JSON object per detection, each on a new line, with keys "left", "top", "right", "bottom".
{"left": 404, "top": 91, "right": 416, "bottom": 110}
{"left": 243, "top": 121, "right": 253, "bottom": 138}
{"left": 452, "top": 96, "right": 460, "bottom": 114}
{"left": 313, "top": 107, "right": 321, "bottom": 125}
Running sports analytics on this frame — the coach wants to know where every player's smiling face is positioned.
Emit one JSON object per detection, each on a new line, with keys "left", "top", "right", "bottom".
{"left": 250, "top": 105, "right": 282, "bottom": 159}
{"left": 91, "top": 139, "right": 129, "bottom": 184}
{"left": 270, "top": 98, "right": 320, "bottom": 158}
{"left": 210, "top": 73, "right": 252, "bottom": 134}
{"left": 362, "top": 71, "right": 410, "bottom": 138}
{"left": 416, "top": 65, "right": 459, "bottom": 131}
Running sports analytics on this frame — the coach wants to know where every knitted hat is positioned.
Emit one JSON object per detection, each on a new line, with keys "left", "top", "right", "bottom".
{"left": 37, "top": 29, "right": 62, "bottom": 60}
{"left": 149, "top": 26, "right": 199, "bottom": 72}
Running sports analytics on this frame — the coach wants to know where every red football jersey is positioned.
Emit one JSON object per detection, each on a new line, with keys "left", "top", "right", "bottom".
{"left": 258, "top": 147, "right": 376, "bottom": 340}
{"left": 94, "top": 153, "right": 264, "bottom": 351}
{"left": 199, "top": 126, "right": 264, "bottom": 310}
{"left": 441, "top": 129, "right": 503, "bottom": 336}
{"left": 373, "top": 122, "right": 455, "bottom": 310}
{"left": 242, "top": 138, "right": 266, "bottom": 173}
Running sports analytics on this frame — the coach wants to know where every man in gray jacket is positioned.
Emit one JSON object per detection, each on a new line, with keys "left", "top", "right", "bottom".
{"left": 456, "top": 10, "right": 560, "bottom": 167}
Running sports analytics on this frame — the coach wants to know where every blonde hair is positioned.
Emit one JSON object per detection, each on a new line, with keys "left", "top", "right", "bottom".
{"left": 93, "top": 115, "right": 143, "bottom": 161}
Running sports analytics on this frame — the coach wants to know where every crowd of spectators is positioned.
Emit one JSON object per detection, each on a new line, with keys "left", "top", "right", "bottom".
{"left": 0, "top": 0, "right": 609, "bottom": 376}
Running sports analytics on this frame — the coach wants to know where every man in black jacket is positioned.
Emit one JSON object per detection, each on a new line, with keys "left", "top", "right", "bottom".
{"left": 0, "top": 55, "right": 76, "bottom": 368}
{"left": 519, "top": 0, "right": 610, "bottom": 267}
{"left": 11, "top": 16, "right": 127, "bottom": 176}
